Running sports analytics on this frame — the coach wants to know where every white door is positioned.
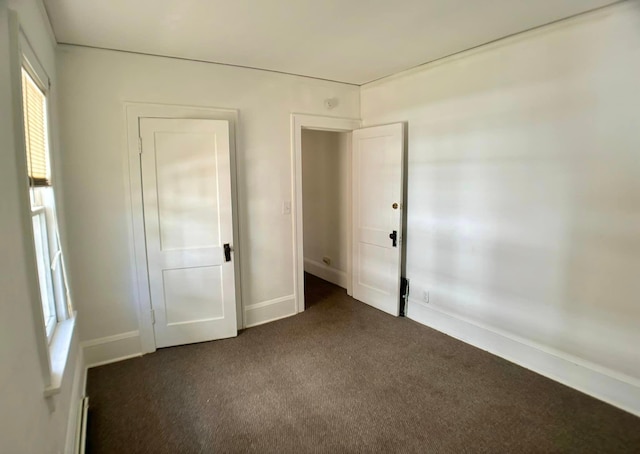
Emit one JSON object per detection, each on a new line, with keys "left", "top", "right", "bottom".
{"left": 140, "top": 118, "right": 237, "bottom": 348}
{"left": 352, "top": 123, "right": 405, "bottom": 316}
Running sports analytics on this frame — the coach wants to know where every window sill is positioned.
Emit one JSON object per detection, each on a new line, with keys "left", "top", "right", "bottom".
{"left": 44, "top": 314, "right": 76, "bottom": 397}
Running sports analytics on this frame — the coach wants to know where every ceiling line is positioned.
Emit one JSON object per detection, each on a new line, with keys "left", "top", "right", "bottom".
{"left": 56, "top": 42, "right": 360, "bottom": 87}
{"left": 55, "top": 0, "right": 624, "bottom": 88}
{"left": 361, "top": 0, "right": 624, "bottom": 86}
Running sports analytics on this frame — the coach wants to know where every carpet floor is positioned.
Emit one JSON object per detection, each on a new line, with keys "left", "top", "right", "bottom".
{"left": 86, "top": 273, "right": 640, "bottom": 453}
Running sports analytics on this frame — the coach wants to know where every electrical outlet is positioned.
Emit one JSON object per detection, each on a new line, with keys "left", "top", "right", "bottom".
{"left": 423, "top": 290, "right": 429, "bottom": 303}
{"left": 282, "top": 200, "right": 291, "bottom": 215}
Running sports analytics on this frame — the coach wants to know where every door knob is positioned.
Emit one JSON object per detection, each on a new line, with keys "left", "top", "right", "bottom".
{"left": 389, "top": 230, "right": 398, "bottom": 248}
{"left": 224, "top": 243, "right": 232, "bottom": 262}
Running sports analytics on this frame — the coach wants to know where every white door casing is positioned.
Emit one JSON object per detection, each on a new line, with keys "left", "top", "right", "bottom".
{"left": 140, "top": 118, "right": 237, "bottom": 348}
{"left": 352, "top": 123, "right": 405, "bottom": 316}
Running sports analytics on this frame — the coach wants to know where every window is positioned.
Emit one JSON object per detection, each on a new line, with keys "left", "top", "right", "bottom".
{"left": 21, "top": 65, "right": 71, "bottom": 342}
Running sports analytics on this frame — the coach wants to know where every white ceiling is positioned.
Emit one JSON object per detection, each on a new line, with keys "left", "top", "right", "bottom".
{"left": 44, "top": 0, "right": 617, "bottom": 85}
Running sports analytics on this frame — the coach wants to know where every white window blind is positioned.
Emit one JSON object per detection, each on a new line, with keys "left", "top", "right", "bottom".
{"left": 21, "top": 68, "right": 50, "bottom": 187}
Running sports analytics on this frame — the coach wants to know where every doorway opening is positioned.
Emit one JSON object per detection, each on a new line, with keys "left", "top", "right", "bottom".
{"left": 291, "top": 114, "right": 361, "bottom": 313}
{"left": 301, "top": 129, "right": 351, "bottom": 309}
{"left": 292, "top": 115, "right": 405, "bottom": 317}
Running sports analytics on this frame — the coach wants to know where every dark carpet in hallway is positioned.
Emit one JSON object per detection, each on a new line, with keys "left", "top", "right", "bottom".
{"left": 86, "top": 273, "right": 640, "bottom": 453}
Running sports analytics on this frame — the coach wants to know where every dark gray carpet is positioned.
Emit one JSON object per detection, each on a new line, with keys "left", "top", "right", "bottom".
{"left": 86, "top": 273, "right": 640, "bottom": 453}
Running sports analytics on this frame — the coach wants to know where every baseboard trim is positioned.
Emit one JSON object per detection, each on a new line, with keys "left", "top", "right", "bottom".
{"left": 406, "top": 298, "right": 640, "bottom": 417}
{"left": 244, "top": 294, "right": 296, "bottom": 328}
{"left": 82, "top": 331, "right": 142, "bottom": 369}
{"left": 304, "top": 258, "right": 347, "bottom": 289}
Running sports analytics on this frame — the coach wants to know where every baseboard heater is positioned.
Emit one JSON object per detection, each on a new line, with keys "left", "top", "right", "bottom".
{"left": 75, "top": 397, "right": 89, "bottom": 454}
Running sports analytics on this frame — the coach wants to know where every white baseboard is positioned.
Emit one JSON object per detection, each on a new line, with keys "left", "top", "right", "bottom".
{"left": 82, "top": 331, "right": 142, "bottom": 368}
{"left": 244, "top": 294, "right": 296, "bottom": 328}
{"left": 304, "top": 258, "right": 347, "bottom": 289}
{"left": 406, "top": 298, "right": 640, "bottom": 417}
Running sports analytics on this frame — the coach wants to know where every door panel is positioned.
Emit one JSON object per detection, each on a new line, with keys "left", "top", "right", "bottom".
{"left": 154, "top": 131, "right": 220, "bottom": 250}
{"left": 163, "top": 266, "right": 224, "bottom": 324}
{"left": 352, "top": 123, "right": 404, "bottom": 316}
{"left": 140, "top": 118, "right": 237, "bottom": 348}
{"left": 357, "top": 243, "right": 394, "bottom": 291}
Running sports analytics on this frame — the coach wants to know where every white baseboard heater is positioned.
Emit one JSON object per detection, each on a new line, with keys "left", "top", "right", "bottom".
{"left": 75, "top": 397, "right": 89, "bottom": 454}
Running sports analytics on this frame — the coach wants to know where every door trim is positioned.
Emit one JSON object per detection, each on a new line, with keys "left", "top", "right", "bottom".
{"left": 126, "top": 103, "right": 242, "bottom": 354}
{"left": 291, "top": 114, "right": 361, "bottom": 313}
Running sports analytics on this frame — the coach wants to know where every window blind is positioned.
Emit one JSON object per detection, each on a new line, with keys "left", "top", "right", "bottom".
{"left": 21, "top": 68, "right": 50, "bottom": 187}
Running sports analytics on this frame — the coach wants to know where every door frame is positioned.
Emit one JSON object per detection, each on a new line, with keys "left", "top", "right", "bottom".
{"left": 291, "top": 114, "right": 361, "bottom": 313}
{"left": 126, "top": 103, "right": 242, "bottom": 354}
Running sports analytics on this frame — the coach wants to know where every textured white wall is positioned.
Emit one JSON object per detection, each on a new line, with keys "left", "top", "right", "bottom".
{"left": 56, "top": 46, "right": 360, "bottom": 340}
{"left": 361, "top": 2, "right": 640, "bottom": 381}
{"left": 0, "top": 1, "right": 81, "bottom": 453}
{"left": 302, "top": 130, "right": 350, "bottom": 280}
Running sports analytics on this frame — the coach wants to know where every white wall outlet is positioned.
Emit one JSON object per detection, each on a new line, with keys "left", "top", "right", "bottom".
{"left": 282, "top": 200, "right": 291, "bottom": 215}
{"left": 322, "top": 256, "right": 331, "bottom": 266}
{"left": 423, "top": 290, "right": 429, "bottom": 303}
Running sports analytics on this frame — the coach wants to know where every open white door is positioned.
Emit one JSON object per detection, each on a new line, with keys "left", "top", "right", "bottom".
{"left": 352, "top": 123, "right": 404, "bottom": 316}
{"left": 140, "top": 118, "right": 237, "bottom": 348}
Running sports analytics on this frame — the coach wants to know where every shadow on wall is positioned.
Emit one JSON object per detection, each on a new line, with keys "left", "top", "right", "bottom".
{"left": 367, "top": 2, "right": 640, "bottom": 381}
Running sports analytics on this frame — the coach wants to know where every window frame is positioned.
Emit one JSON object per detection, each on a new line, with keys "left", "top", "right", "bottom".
{"left": 20, "top": 35, "right": 71, "bottom": 344}
{"left": 9, "top": 12, "right": 76, "bottom": 398}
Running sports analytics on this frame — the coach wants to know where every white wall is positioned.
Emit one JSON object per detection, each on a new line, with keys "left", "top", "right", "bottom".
{"left": 56, "top": 45, "right": 360, "bottom": 342}
{"left": 361, "top": 2, "right": 640, "bottom": 385}
{"left": 302, "top": 130, "right": 350, "bottom": 287}
{"left": 0, "top": 1, "right": 82, "bottom": 453}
